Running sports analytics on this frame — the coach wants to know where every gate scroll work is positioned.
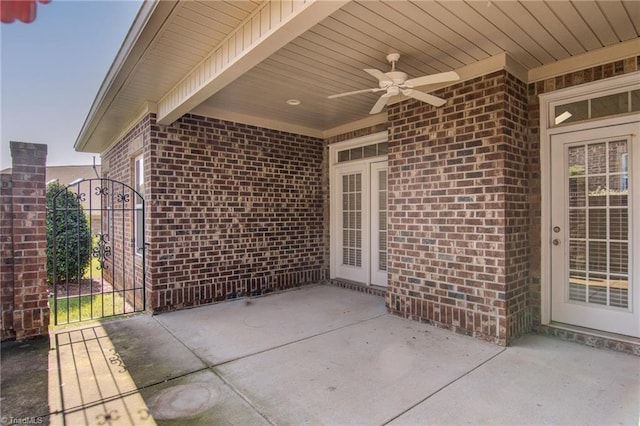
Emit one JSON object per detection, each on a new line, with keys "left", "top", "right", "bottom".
{"left": 49, "top": 178, "right": 146, "bottom": 325}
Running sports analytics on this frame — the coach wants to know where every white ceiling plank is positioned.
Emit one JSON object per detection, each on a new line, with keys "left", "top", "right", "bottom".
{"left": 364, "top": 1, "right": 471, "bottom": 66}
{"left": 162, "top": 28, "right": 217, "bottom": 54}
{"left": 339, "top": 2, "right": 460, "bottom": 71}
{"left": 465, "top": 1, "right": 554, "bottom": 65}
{"left": 600, "top": 1, "right": 637, "bottom": 42}
{"left": 621, "top": 1, "right": 640, "bottom": 35}
{"left": 572, "top": 1, "right": 621, "bottom": 46}
{"left": 185, "top": 2, "right": 243, "bottom": 28}
{"left": 195, "top": 0, "right": 256, "bottom": 22}
{"left": 314, "top": 17, "right": 398, "bottom": 71}
{"left": 169, "top": 17, "right": 227, "bottom": 46}
{"left": 206, "top": 87, "right": 332, "bottom": 127}
{"left": 271, "top": 46, "right": 385, "bottom": 97}
{"left": 177, "top": 6, "right": 236, "bottom": 35}
{"left": 387, "top": 1, "right": 489, "bottom": 62}
{"left": 493, "top": 1, "right": 570, "bottom": 61}
{"left": 410, "top": 1, "right": 502, "bottom": 58}
{"left": 360, "top": 2, "right": 464, "bottom": 69}
{"left": 157, "top": 0, "right": 350, "bottom": 125}
{"left": 155, "top": 37, "right": 209, "bottom": 62}
{"left": 286, "top": 41, "right": 405, "bottom": 101}
{"left": 144, "top": 51, "right": 194, "bottom": 69}
{"left": 327, "top": 9, "right": 439, "bottom": 76}
{"left": 228, "top": 1, "right": 263, "bottom": 14}
{"left": 439, "top": 1, "right": 540, "bottom": 68}
{"left": 520, "top": 1, "right": 585, "bottom": 57}
{"left": 210, "top": 67, "right": 374, "bottom": 115}
{"left": 296, "top": 29, "right": 427, "bottom": 80}
{"left": 546, "top": 1, "right": 604, "bottom": 51}
{"left": 251, "top": 60, "right": 348, "bottom": 98}
{"left": 266, "top": 50, "right": 371, "bottom": 96}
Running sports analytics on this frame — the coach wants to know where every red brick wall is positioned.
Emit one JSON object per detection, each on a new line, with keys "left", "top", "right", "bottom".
{"left": 1, "top": 173, "right": 15, "bottom": 339}
{"left": 385, "top": 71, "right": 530, "bottom": 345}
{"left": 102, "top": 114, "right": 325, "bottom": 312}
{"left": 1, "top": 142, "right": 49, "bottom": 340}
{"left": 100, "top": 115, "right": 150, "bottom": 310}
{"left": 502, "top": 73, "right": 531, "bottom": 340}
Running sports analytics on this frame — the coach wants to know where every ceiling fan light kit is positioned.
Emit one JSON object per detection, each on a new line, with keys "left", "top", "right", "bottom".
{"left": 329, "top": 53, "right": 460, "bottom": 114}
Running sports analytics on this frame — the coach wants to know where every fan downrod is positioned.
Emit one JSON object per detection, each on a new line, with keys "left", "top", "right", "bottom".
{"left": 386, "top": 53, "right": 400, "bottom": 69}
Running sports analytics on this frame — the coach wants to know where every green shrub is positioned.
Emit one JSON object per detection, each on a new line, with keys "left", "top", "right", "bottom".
{"left": 46, "top": 181, "right": 92, "bottom": 284}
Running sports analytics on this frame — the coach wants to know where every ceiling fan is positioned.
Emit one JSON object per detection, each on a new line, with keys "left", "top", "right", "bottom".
{"left": 328, "top": 53, "right": 460, "bottom": 114}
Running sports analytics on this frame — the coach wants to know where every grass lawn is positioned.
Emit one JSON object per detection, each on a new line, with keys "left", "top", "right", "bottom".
{"left": 50, "top": 292, "right": 128, "bottom": 325}
{"left": 50, "top": 241, "right": 129, "bottom": 325}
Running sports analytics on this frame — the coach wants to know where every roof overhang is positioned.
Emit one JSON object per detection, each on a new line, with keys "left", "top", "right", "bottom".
{"left": 75, "top": 0, "right": 640, "bottom": 154}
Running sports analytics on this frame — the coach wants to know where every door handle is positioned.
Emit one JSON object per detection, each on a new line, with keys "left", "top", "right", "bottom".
{"left": 552, "top": 239, "right": 561, "bottom": 246}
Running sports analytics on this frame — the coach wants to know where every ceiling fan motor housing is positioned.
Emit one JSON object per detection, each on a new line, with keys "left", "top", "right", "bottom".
{"left": 386, "top": 86, "right": 400, "bottom": 96}
{"left": 328, "top": 51, "right": 459, "bottom": 113}
{"left": 383, "top": 71, "right": 407, "bottom": 87}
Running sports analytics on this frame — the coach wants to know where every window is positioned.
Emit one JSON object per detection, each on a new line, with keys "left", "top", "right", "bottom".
{"left": 337, "top": 142, "right": 388, "bottom": 163}
{"left": 134, "top": 155, "right": 144, "bottom": 255}
{"left": 553, "top": 88, "right": 640, "bottom": 126}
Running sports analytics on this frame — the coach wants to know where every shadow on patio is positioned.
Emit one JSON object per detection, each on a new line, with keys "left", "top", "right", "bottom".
{"left": 7, "top": 284, "right": 639, "bottom": 425}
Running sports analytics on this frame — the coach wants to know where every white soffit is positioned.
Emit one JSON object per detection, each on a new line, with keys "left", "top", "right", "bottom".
{"left": 76, "top": 0, "right": 639, "bottom": 153}
{"left": 156, "top": 0, "right": 350, "bottom": 125}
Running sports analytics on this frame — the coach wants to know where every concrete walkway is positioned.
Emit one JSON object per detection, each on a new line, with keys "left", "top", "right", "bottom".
{"left": 43, "top": 284, "right": 638, "bottom": 425}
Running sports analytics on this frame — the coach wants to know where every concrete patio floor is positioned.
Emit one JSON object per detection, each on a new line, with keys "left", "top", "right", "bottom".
{"left": 4, "top": 284, "right": 639, "bottom": 425}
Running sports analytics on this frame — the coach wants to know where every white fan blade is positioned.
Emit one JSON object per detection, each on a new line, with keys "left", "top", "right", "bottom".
{"left": 369, "top": 92, "right": 393, "bottom": 114}
{"left": 404, "top": 71, "right": 460, "bottom": 88}
{"left": 328, "top": 87, "right": 383, "bottom": 99}
{"left": 402, "top": 89, "right": 447, "bottom": 107}
{"left": 364, "top": 68, "right": 393, "bottom": 83}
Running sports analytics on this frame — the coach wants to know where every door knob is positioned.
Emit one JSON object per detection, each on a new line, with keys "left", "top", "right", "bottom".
{"left": 552, "top": 239, "right": 560, "bottom": 246}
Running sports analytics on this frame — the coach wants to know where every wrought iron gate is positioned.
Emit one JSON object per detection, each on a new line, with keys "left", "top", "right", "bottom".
{"left": 48, "top": 178, "right": 146, "bottom": 325}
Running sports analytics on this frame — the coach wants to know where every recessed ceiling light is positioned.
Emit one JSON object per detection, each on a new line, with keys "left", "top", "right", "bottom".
{"left": 286, "top": 99, "right": 301, "bottom": 106}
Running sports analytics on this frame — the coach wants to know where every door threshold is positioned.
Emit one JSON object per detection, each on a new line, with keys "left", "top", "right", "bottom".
{"left": 539, "top": 322, "right": 639, "bottom": 356}
{"left": 328, "top": 279, "right": 386, "bottom": 297}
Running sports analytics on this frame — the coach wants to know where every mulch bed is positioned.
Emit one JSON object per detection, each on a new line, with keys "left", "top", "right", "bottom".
{"left": 51, "top": 278, "right": 114, "bottom": 298}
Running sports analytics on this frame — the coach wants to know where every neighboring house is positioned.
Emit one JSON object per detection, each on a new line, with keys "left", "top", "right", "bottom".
{"left": 2, "top": 165, "right": 102, "bottom": 234}
{"left": 74, "top": 0, "right": 640, "bottom": 347}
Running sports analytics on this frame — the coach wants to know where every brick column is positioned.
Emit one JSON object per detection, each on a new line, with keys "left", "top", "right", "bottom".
{"left": 8, "top": 142, "right": 49, "bottom": 339}
{"left": 1, "top": 173, "right": 15, "bottom": 339}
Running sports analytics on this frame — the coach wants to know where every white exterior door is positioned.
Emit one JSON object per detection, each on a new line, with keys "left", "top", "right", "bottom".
{"left": 332, "top": 160, "right": 388, "bottom": 287}
{"left": 370, "top": 161, "right": 388, "bottom": 287}
{"left": 550, "top": 122, "right": 639, "bottom": 337}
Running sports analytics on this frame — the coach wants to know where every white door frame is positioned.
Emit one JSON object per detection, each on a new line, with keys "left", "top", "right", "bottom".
{"left": 332, "top": 161, "right": 371, "bottom": 283}
{"left": 370, "top": 160, "right": 388, "bottom": 287}
{"left": 539, "top": 72, "right": 640, "bottom": 328}
{"left": 549, "top": 124, "right": 639, "bottom": 336}
{"left": 329, "top": 131, "right": 388, "bottom": 285}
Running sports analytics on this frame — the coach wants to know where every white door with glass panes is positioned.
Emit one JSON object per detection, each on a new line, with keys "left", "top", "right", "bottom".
{"left": 333, "top": 160, "right": 388, "bottom": 287}
{"left": 550, "top": 122, "right": 639, "bottom": 337}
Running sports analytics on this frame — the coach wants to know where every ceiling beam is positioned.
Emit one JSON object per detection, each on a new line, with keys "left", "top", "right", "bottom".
{"left": 157, "top": 0, "right": 350, "bottom": 125}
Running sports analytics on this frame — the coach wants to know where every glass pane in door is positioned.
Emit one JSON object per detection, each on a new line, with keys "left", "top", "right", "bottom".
{"left": 378, "top": 169, "right": 387, "bottom": 271}
{"left": 342, "top": 173, "right": 362, "bottom": 267}
{"left": 567, "top": 140, "right": 629, "bottom": 308}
